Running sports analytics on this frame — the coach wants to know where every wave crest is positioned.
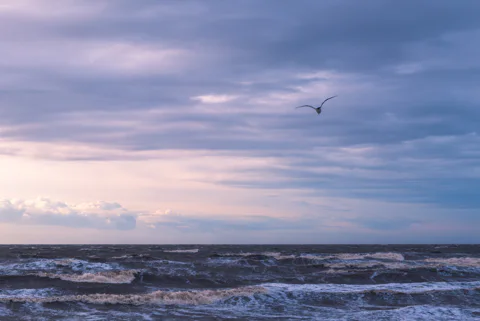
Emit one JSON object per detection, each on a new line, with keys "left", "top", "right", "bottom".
{"left": 37, "top": 270, "right": 139, "bottom": 284}
{"left": 424, "top": 257, "right": 480, "bottom": 267}
{"left": 164, "top": 249, "right": 199, "bottom": 253}
{"left": 0, "top": 286, "right": 266, "bottom": 305}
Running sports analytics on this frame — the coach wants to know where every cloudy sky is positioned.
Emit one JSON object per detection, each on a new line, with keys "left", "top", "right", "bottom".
{"left": 1, "top": 0, "right": 479, "bottom": 244}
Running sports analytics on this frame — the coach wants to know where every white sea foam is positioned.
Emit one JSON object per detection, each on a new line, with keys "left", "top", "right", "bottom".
{"left": 0, "top": 259, "right": 60, "bottom": 274}
{"left": 0, "top": 288, "right": 61, "bottom": 298}
{"left": 206, "top": 251, "right": 480, "bottom": 275}
{"left": 150, "top": 259, "right": 191, "bottom": 265}
{"left": 53, "top": 259, "right": 118, "bottom": 272}
{"left": 206, "top": 257, "right": 249, "bottom": 266}
{"left": 262, "top": 280, "right": 480, "bottom": 295}
{"left": 164, "top": 249, "right": 199, "bottom": 253}
{"left": 111, "top": 254, "right": 156, "bottom": 260}
{"left": 356, "top": 305, "right": 480, "bottom": 321}
{"left": 217, "top": 252, "right": 295, "bottom": 260}
{"left": 323, "top": 252, "right": 405, "bottom": 261}
{"left": 147, "top": 259, "right": 195, "bottom": 272}
{"left": 424, "top": 257, "right": 480, "bottom": 268}
{"left": 0, "top": 286, "right": 266, "bottom": 305}
{"left": 37, "top": 270, "right": 139, "bottom": 284}
{"left": 146, "top": 260, "right": 198, "bottom": 279}
{"left": 324, "top": 256, "right": 480, "bottom": 271}
{"left": 206, "top": 252, "right": 411, "bottom": 272}
{"left": 0, "top": 307, "right": 12, "bottom": 318}
{"left": 0, "top": 283, "right": 478, "bottom": 320}
{"left": 366, "top": 252, "right": 405, "bottom": 261}
{"left": 0, "top": 258, "right": 119, "bottom": 276}
{"left": 326, "top": 261, "right": 387, "bottom": 269}
{"left": 325, "top": 261, "right": 412, "bottom": 270}
{"left": 216, "top": 251, "right": 404, "bottom": 262}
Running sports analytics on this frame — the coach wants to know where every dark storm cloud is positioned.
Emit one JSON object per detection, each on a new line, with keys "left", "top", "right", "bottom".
{"left": 1, "top": 0, "right": 480, "bottom": 209}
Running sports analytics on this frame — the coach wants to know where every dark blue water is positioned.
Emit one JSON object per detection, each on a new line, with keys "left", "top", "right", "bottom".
{"left": 0, "top": 244, "right": 479, "bottom": 320}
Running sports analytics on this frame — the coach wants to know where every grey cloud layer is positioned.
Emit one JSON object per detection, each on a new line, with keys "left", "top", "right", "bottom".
{"left": 1, "top": 1, "right": 480, "bottom": 209}
{"left": 151, "top": 213, "right": 315, "bottom": 233}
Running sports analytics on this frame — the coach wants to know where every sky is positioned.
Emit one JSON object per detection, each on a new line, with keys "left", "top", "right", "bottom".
{"left": 0, "top": 0, "right": 479, "bottom": 244}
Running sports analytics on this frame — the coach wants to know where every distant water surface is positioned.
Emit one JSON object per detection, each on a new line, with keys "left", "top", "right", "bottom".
{"left": 0, "top": 244, "right": 479, "bottom": 320}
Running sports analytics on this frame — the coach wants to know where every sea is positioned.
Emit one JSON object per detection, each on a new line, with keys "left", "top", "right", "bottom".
{"left": 0, "top": 244, "right": 479, "bottom": 320}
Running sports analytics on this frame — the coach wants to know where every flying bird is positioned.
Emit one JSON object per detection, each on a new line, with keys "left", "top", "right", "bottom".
{"left": 295, "top": 95, "right": 338, "bottom": 115}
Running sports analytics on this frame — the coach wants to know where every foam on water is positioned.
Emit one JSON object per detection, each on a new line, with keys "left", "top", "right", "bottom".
{"left": 0, "top": 286, "right": 266, "bottom": 305}
{"left": 1, "top": 245, "right": 479, "bottom": 320}
{"left": 362, "top": 252, "right": 405, "bottom": 261}
{"left": 0, "top": 258, "right": 119, "bottom": 275}
{"left": 355, "top": 305, "right": 480, "bottom": 321}
{"left": 217, "top": 252, "right": 295, "bottom": 260}
{"left": 325, "top": 260, "right": 412, "bottom": 270}
{"left": 1, "top": 280, "right": 477, "bottom": 308}
{"left": 53, "top": 259, "right": 118, "bottom": 272}
{"left": 147, "top": 260, "right": 197, "bottom": 278}
{"left": 206, "top": 257, "right": 250, "bottom": 266}
{"left": 0, "top": 259, "right": 58, "bottom": 274}
{"left": 37, "top": 270, "right": 139, "bottom": 284}
{"left": 262, "top": 280, "right": 480, "bottom": 295}
{"left": 0, "top": 306, "right": 12, "bottom": 318}
{"left": 163, "top": 249, "right": 199, "bottom": 253}
{"left": 111, "top": 254, "right": 156, "bottom": 260}
{"left": 321, "top": 256, "right": 480, "bottom": 272}
{"left": 424, "top": 257, "right": 480, "bottom": 267}
{"left": 304, "top": 251, "right": 406, "bottom": 261}
{"left": 111, "top": 255, "right": 131, "bottom": 260}
{"left": 302, "top": 252, "right": 405, "bottom": 261}
{"left": 74, "top": 308, "right": 155, "bottom": 321}
{"left": 0, "top": 288, "right": 61, "bottom": 298}
{"left": 207, "top": 252, "right": 412, "bottom": 274}
{"left": 149, "top": 259, "right": 192, "bottom": 266}
{"left": 215, "top": 251, "right": 405, "bottom": 262}
{"left": 210, "top": 252, "right": 480, "bottom": 274}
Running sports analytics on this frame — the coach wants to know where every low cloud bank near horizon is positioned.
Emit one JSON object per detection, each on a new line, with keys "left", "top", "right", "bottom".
{"left": 0, "top": 198, "right": 137, "bottom": 230}
{"left": 0, "top": 197, "right": 478, "bottom": 244}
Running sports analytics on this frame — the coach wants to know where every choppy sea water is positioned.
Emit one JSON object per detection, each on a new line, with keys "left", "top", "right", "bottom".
{"left": 0, "top": 245, "right": 479, "bottom": 320}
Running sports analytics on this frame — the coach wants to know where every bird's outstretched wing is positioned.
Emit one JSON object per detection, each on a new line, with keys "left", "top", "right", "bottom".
{"left": 320, "top": 95, "right": 337, "bottom": 108}
{"left": 295, "top": 105, "right": 316, "bottom": 110}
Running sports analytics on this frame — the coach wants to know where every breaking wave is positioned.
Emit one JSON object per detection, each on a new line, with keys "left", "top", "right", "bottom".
{"left": 424, "top": 257, "right": 480, "bottom": 267}
{"left": 214, "top": 251, "right": 405, "bottom": 261}
{"left": 36, "top": 270, "right": 139, "bottom": 284}
{"left": 263, "top": 280, "right": 480, "bottom": 295}
{"left": 334, "top": 252, "right": 405, "bottom": 261}
{"left": 0, "top": 258, "right": 119, "bottom": 276}
{"left": 1, "top": 245, "right": 479, "bottom": 320}
{"left": 0, "top": 281, "right": 478, "bottom": 307}
{"left": 207, "top": 252, "right": 480, "bottom": 275}
{"left": 111, "top": 254, "right": 156, "bottom": 260}
{"left": 0, "top": 286, "right": 266, "bottom": 305}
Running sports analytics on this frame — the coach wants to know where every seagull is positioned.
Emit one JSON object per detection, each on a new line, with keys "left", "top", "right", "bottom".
{"left": 295, "top": 95, "right": 337, "bottom": 115}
